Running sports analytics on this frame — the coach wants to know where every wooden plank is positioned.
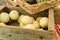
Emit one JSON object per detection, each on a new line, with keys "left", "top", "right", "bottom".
{"left": 0, "top": 26, "right": 55, "bottom": 40}
{"left": 16, "top": 0, "right": 56, "bottom": 14}
{"left": 54, "top": 7, "right": 60, "bottom": 24}
{"left": 48, "top": 8, "right": 55, "bottom": 31}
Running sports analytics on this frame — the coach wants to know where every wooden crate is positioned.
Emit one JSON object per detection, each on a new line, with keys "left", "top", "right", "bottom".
{"left": 16, "top": 0, "right": 56, "bottom": 14}
{"left": 0, "top": 6, "right": 56, "bottom": 40}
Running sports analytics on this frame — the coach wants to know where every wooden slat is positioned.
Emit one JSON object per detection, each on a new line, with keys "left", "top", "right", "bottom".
{"left": 48, "top": 8, "right": 55, "bottom": 31}
{"left": 54, "top": 6, "right": 60, "bottom": 24}
{"left": 0, "top": 26, "right": 55, "bottom": 40}
{"left": 16, "top": 0, "right": 56, "bottom": 14}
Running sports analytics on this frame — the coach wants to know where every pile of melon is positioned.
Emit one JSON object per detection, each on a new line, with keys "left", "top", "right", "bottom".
{"left": 0, "top": 10, "right": 48, "bottom": 30}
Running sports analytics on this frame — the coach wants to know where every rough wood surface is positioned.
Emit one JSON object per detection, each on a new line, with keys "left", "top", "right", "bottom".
{"left": 54, "top": 7, "right": 60, "bottom": 24}
{"left": 48, "top": 8, "right": 55, "bottom": 31}
{"left": 16, "top": 0, "right": 56, "bottom": 14}
{"left": 0, "top": 26, "right": 55, "bottom": 40}
{"left": 55, "top": 0, "right": 60, "bottom": 6}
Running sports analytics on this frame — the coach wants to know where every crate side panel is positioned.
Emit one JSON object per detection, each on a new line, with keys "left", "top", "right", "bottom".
{"left": 0, "top": 26, "right": 55, "bottom": 40}
{"left": 48, "top": 8, "right": 55, "bottom": 31}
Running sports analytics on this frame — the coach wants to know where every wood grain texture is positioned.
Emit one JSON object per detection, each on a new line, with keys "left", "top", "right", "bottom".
{"left": 16, "top": 0, "right": 56, "bottom": 14}
{"left": 54, "top": 7, "right": 60, "bottom": 24}
{"left": 48, "top": 8, "right": 55, "bottom": 31}
{"left": 0, "top": 26, "right": 55, "bottom": 40}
